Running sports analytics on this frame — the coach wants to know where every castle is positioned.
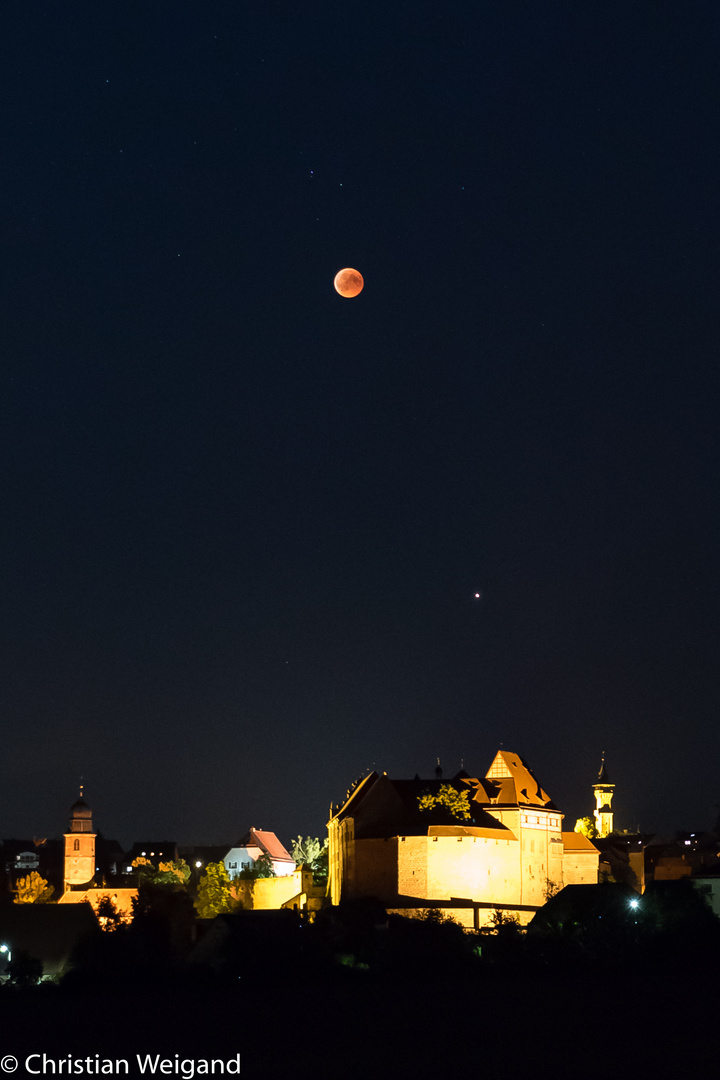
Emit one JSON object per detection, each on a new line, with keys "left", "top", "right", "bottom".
{"left": 328, "top": 749, "right": 599, "bottom": 928}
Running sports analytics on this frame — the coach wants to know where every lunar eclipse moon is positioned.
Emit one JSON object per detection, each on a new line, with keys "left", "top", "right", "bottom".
{"left": 334, "top": 268, "right": 364, "bottom": 298}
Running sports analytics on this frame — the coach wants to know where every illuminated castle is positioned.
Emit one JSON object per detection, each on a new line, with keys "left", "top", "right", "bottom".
{"left": 327, "top": 750, "right": 599, "bottom": 929}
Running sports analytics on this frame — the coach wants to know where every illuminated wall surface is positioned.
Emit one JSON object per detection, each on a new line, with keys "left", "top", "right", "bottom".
{"left": 328, "top": 750, "right": 600, "bottom": 926}
{"left": 64, "top": 796, "right": 96, "bottom": 888}
{"left": 58, "top": 888, "right": 138, "bottom": 923}
{"left": 250, "top": 869, "right": 324, "bottom": 913}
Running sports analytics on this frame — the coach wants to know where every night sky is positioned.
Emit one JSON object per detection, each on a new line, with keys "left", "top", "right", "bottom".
{"left": 2, "top": 3, "right": 719, "bottom": 847}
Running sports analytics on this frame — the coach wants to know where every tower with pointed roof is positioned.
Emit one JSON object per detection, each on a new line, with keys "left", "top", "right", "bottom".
{"left": 593, "top": 756, "right": 615, "bottom": 838}
{"left": 63, "top": 788, "right": 96, "bottom": 889}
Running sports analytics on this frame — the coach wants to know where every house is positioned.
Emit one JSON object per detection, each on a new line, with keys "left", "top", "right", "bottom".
{"left": 691, "top": 865, "right": 720, "bottom": 919}
{"left": 2, "top": 838, "right": 64, "bottom": 898}
{"left": 562, "top": 830, "right": 604, "bottom": 886}
{"left": 327, "top": 750, "right": 599, "bottom": 929}
{"left": 224, "top": 828, "right": 296, "bottom": 879}
{"left": 594, "top": 833, "right": 649, "bottom": 892}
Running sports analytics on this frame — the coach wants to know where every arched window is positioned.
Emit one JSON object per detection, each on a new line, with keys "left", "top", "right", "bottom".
{"left": 74, "top": 839, "right": 80, "bottom": 852}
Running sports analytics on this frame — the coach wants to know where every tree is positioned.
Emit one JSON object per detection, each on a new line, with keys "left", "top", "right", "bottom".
{"left": 236, "top": 852, "right": 276, "bottom": 881}
{"left": 254, "top": 853, "right": 276, "bottom": 878}
{"left": 155, "top": 860, "right": 191, "bottom": 886}
{"left": 14, "top": 871, "right": 54, "bottom": 904}
{"left": 132, "top": 858, "right": 191, "bottom": 886}
{"left": 418, "top": 784, "right": 472, "bottom": 821}
{"left": 574, "top": 816, "right": 599, "bottom": 839}
{"left": 195, "top": 861, "right": 243, "bottom": 919}
{"left": 290, "top": 836, "right": 329, "bottom": 884}
{"left": 544, "top": 878, "right": 561, "bottom": 901}
{"left": 489, "top": 908, "right": 522, "bottom": 936}
{"left": 96, "top": 895, "right": 123, "bottom": 931}
{"left": 410, "top": 908, "right": 460, "bottom": 925}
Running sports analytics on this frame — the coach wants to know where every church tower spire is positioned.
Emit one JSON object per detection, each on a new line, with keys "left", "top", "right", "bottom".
{"left": 63, "top": 787, "right": 96, "bottom": 890}
{"left": 592, "top": 754, "right": 615, "bottom": 837}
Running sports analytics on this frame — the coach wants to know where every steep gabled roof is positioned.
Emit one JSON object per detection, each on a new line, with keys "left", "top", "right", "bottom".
{"left": 332, "top": 774, "right": 512, "bottom": 838}
{"left": 237, "top": 828, "right": 294, "bottom": 863}
{"left": 465, "top": 750, "right": 557, "bottom": 809}
{"left": 562, "top": 831, "right": 599, "bottom": 853}
{"left": 329, "top": 750, "right": 561, "bottom": 837}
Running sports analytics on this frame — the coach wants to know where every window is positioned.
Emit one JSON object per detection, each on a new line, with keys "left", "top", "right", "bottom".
{"left": 74, "top": 839, "right": 79, "bottom": 852}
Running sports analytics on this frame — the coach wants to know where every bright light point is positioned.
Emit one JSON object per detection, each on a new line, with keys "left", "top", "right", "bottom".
{"left": 629, "top": 898, "right": 639, "bottom": 909}
{"left": 474, "top": 592, "right": 482, "bottom": 599}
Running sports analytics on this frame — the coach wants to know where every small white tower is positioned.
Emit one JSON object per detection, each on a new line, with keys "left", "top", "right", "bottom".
{"left": 592, "top": 756, "right": 615, "bottom": 838}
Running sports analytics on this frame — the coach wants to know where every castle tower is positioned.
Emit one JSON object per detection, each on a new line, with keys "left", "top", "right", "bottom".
{"left": 593, "top": 756, "right": 615, "bottom": 838}
{"left": 63, "top": 788, "right": 96, "bottom": 889}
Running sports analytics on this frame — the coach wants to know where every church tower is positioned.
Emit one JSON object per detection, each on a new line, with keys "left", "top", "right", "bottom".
{"left": 593, "top": 756, "right": 615, "bottom": 838}
{"left": 63, "top": 788, "right": 96, "bottom": 889}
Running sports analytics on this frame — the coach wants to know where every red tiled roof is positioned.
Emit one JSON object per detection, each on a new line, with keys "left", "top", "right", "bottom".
{"left": 242, "top": 828, "right": 294, "bottom": 863}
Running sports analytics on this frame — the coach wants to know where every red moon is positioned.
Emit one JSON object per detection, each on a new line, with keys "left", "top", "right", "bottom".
{"left": 334, "top": 268, "right": 364, "bottom": 298}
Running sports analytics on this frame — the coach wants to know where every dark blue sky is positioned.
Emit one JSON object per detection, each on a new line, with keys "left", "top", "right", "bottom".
{"left": 1, "top": 2, "right": 719, "bottom": 847}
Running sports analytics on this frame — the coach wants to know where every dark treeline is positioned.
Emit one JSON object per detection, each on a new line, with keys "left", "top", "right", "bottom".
{"left": 1, "top": 881, "right": 718, "bottom": 1078}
